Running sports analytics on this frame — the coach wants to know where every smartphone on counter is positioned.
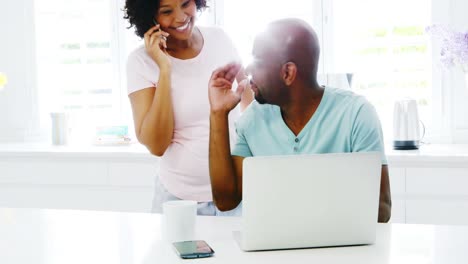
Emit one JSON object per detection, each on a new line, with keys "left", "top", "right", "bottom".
{"left": 172, "top": 240, "right": 215, "bottom": 259}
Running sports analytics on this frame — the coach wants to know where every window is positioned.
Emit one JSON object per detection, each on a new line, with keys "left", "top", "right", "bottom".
{"left": 324, "top": 0, "right": 432, "bottom": 141}
{"left": 217, "top": 0, "right": 323, "bottom": 70}
{"left": 217, "top": 0, "right": 433, "bottom": 141}
{"left": 35, "top": 0, "right": 216, "bottom": 141}
{"left": 34, "top": 0, "right": 434, "bottom": 143}
{"left": 35, "top": 0, "right": 121, "bottom": 140}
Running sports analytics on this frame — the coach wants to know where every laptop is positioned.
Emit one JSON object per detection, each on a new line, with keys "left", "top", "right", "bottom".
{"left": 235, "top": 152, "right": 381, "bottom": 251}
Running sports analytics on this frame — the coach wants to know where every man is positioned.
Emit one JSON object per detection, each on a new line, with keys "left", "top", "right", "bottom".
{"left": 208, "top": 18, "right": 391, "bottom": 222}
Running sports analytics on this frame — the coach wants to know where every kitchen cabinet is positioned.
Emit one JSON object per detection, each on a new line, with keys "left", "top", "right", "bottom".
{"left": 404, "top": 167, "right": 468, "bottom": 225}
{"left": 386, "top": 144, "right": 468, "bottom": 225}
{"left": 0, "top": 144, "right": 158, "bottom": 212}
{"left": 1, "top": 143, "right": 468, "bottom": 226}
{"left": 388, "top": 168, "right": 405, "bottom": 223}
{"left": 388, "top": 166, "right": 468, "bottom": 225}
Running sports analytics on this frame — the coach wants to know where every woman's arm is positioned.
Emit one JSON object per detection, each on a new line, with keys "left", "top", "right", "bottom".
{"left": 129, "top": 68, "right": 174, "bottom": 156}
{"left": 129, "top": 25, "right": 174, "bottom": 156}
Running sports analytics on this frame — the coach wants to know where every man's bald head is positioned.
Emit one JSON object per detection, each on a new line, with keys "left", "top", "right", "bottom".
{"left": 253, "top": 18, "right": 320, "bottom": 84}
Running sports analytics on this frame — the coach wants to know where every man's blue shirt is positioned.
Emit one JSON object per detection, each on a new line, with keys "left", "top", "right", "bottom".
{"left": 232, "top": 87, "right": 387, "bottom": 164}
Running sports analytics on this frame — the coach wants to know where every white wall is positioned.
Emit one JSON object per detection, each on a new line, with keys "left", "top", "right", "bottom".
{"left": 0, "top": 0, "right": 40, "bottom": 142}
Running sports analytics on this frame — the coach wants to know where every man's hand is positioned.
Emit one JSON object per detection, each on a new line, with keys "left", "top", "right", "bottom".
{"left": 208, "top": 63, "right": 246, "bottom": 113}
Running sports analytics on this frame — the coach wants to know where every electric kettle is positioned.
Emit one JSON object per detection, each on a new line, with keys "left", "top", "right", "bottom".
{"left": 393, "top": 99, "right": 423, "bottom": 150}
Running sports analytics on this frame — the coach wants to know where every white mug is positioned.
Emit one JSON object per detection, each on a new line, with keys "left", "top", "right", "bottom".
{"left": 162, "top": 200, "right": 197, "bottom": 243}
{"left": 50, "top": 112, "right": 69, "bottom": 145}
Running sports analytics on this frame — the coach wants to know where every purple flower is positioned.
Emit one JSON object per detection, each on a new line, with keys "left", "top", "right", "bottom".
{"left": 427, "top": 24, "right": 468, "bottom": 71}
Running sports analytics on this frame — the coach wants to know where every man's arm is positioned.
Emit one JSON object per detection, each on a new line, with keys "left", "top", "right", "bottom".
{"left": 208, "top": 63, "right": 247, "bottom": 211}
{"left": 209, "top": 112, "right": 244, "bottom": 211}
{"left": 378, "top": 165, "right": 392, "bottom": 223}
{"left": 350, "top": 102, "right": 392, "bottom": 223}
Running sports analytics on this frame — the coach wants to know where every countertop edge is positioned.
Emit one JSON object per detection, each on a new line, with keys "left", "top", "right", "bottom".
{"left": 1, "top": 143, "right": 468, "bottom": 166}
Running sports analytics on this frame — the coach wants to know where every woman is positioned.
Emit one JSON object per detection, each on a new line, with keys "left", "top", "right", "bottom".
{"left": 123, "top": 0, "right": 252, "bottom": 215}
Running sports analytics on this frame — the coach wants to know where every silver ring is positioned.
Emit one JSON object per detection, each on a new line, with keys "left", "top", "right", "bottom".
{"left": 160, "top": 35, "right": 167, "bottom": 41}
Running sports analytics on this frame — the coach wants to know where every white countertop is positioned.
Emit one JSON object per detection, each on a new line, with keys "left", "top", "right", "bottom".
{"left": 386, "top": 143, "right": 468, "bottom": 166}
{"left": 0, "top": 142, "right": 155, "bottom": 159}
{"left": 1, "top": 207, "right": 467, "bottom": 264}
{"left": 1, "top": 142, "right": 468, "bottom": 165}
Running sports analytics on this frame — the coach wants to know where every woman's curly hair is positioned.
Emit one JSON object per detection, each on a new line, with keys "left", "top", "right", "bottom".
{"left": 123, "top": 0, "right": 207, "bottom": 38}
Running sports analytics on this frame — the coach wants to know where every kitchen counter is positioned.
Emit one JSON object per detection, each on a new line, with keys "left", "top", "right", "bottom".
{"left": 0, "top": 142, "right": 155, "bottom": 160}
{"left": 1, "top": 142, "right": 468, "bottom": 166}
{"left": 386, "top": 143, "right": 468, "bottom": 167}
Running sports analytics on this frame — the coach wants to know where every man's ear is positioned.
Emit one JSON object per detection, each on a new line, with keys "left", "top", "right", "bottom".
{"left": 281, "top": 62, "right": 297, "bottom": 86}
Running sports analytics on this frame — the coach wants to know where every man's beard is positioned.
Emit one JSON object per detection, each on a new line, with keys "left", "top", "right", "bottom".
{"left": 255, "top": 91, "right": 267, "bottom": 104}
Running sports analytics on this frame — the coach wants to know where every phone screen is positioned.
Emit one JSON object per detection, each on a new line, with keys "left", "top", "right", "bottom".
{"left": 173, "top": 240, "right": 215, "bottom": 259}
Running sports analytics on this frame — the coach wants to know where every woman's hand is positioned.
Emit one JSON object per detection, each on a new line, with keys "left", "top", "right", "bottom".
{"left": 144, "top": 25, "right": 171, "bottom": 70}
{"left": 208, "top": 63, "right": 246, "bottom": 114}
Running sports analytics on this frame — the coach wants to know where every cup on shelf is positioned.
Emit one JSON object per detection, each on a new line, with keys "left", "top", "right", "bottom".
{"left": 50, "top": 112, "right": 69, "bottom": 145}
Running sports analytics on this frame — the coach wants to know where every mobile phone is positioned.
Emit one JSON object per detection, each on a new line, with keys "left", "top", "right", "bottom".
{"left": 172, "top": 240, "right": 215, "bottom": 259}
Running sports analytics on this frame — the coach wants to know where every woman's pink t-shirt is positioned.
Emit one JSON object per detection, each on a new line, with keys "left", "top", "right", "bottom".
{"left": 126, "top": 26, "right": 241, "bottom": 201}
